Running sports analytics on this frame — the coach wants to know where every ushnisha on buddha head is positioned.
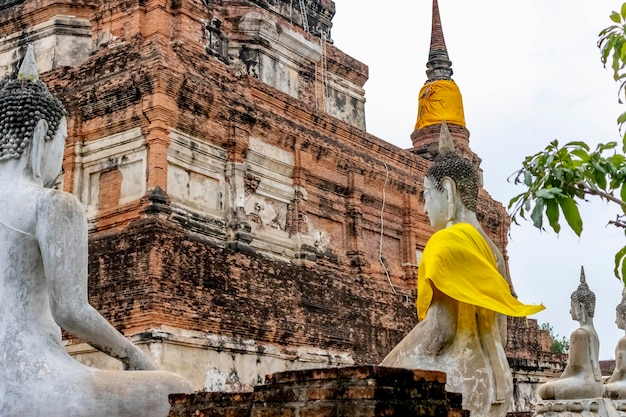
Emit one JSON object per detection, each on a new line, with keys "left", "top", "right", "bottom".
{"left": 570, "top": 267, "right": 595, "bottom": 321}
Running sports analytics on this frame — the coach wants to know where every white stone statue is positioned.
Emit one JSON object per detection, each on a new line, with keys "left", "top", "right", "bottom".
{"left": 0, "top": 46, "right": 191, "bottom": 417}
{"left": 381, "top": 122, "right": 544, "bottom": 417}
{"left": 603, "top": 288, "right": 626, "bottom": 400}
{"left": 536, "top": 267, "right": 603, "bottom": 401}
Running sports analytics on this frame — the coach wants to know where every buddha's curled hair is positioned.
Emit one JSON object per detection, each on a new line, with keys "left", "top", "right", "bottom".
{"left": 571, "top": 267, "right": 595, "bottom": 318}
{"left": 0, "top": 75, "right": 66, "bottom": 162}
{"left": 426, "top": 150, "right": 479, "bottom": 212}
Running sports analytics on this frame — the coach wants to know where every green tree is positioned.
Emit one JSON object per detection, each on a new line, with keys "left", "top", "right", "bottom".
{"left": 538, "top": 323, "right": 570, "bottom": 354}
{"left": 509, "top": 4, "right": 626, "bottom": 283}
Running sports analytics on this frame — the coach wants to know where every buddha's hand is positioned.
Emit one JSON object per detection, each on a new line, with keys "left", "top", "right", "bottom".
{"left": 123, "top": 346, "right": 158, "bottom": 371}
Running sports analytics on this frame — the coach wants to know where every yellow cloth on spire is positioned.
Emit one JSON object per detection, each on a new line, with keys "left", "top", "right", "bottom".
{"left": 414, "top": 79, "right": 466, "bottom": 130}
{"left": 417, "top": 222, "right": 544, "bottom": 321}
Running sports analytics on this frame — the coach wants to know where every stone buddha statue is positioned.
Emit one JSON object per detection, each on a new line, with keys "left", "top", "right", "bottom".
{"left": 536, "top": 268, "right": 603, "bottom": 400}
{"left": 0, "top": 46, "right": 191, "bottom": 416}
{"left": 603, "top": 288, "right": 626, "bottom": 400}
{"left": 381, "top": 122, "right": 544, "bottom": 417}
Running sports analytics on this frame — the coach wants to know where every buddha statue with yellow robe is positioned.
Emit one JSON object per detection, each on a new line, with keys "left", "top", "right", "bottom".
{"left": 381, "top": 123, "right": 544, "bottom": 417}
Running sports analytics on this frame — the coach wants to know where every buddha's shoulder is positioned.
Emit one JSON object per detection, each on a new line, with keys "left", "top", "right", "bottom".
{"left": 570, "top": 327, "right": 591, "bottom": 341}
{"left": 36, "top": 189, "right": 84, "bottom": 217}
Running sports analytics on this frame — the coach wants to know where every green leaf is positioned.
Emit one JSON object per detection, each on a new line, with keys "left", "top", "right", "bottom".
{"left": 603, "top": 41, "right": 613, "bottom": 64}
{"left": 571, "top": 149, "right": 590, "bottom": 161}
{"left": 615, "top": 245, "right": 626, "bottom": 282}
{"left": 611, "top": 11, "right": 622, "bottom": 23}
{"left": 558, "top": 197, "right": 583, "bottom": 236}
{"left": 531, "top": 198, "right": 544, "bottom": 229}
{"left": 597, "top": 141, "right": 618, "bottom": 151}
{"left": 545, "top": 198, "right": 561, "bottom": 233}
{"left": 621, "top": 183, "right": 626, "bottom": 209}
{"left": 536, "top": 189, "right": 557, "bottom": 199}
{"left": 524, "top": 171, "right": 532, "bottom": 186}
{"left": 621, "top": 2, "right": 626, "bottom": 19}
{"left": 594, "top": 169, "right": 607, "bottom": 190}
{"left": 565, "top": 141, "right": 590, "bottom": 150}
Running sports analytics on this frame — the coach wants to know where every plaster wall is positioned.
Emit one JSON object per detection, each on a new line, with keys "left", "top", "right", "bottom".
{"left": 234, "top": 11, "right": 320, "bottom": 100}
{"left": 324, "top": 75, "right": 366, "bottom": 130}
{"left": 67, "top": 327, "right": 354, "bottom": 392}
{"left": 167, "top": 129, "right": 228, "bottom": 216}
{"left": 0, "top": 15, "right": 91, "bottom": 76}
{"left": 73, "top": 128, "right": 147, "bottom": 220}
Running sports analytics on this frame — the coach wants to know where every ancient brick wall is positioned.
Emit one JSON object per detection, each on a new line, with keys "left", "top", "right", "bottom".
{"left": 168, "top": 366, "right": 469, "bottom": 417}
{"left": 87, "top": 215, "right": 417, "bottom": 365}
{"left": 506, "top": 317, "right": 567, "bottom": 413}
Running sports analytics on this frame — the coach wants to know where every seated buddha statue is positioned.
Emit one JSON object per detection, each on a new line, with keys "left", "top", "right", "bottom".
{"left": 603, "top": 289, "right": 626, "bottom": 400}
{"left": 0, "top": 46, "right": 192, "bottom": 417}
{"left": 381, "top": 122, "right": 544, "bottom": 417}
{"left": 536, "top": 268, "right": 603, "bottom": 400}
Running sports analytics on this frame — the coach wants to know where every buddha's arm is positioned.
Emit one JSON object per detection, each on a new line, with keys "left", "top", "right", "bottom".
{"left": 609, "top": 338, "right": 626, "bottom": 383}
{"left": 36, "top": 191, "right": 157, "bottom": 371}
{"left": 560, "top": 329, "right": 589, "bottom": 378}
{"left": 418, "top": 289, "right": 457, "bottom": 355}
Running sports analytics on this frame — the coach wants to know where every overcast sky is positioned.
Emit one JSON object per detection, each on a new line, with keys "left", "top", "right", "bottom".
{"left": 332, "top": 0, "right": 626, "bottom": 359}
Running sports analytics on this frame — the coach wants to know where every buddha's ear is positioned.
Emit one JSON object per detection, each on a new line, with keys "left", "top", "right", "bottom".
{"left": 441, "top": 176, "right": 457, "bottom": 222}
{"left": 30, "top": 119, "right": 48, "bottom": 181}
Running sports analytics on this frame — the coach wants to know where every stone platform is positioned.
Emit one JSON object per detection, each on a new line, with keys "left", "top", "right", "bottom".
{"left": 534, "top": 398, "right": 623, "bottom": 417}
{"left": 168, "top": 365, "right": 468, "bottom": 417}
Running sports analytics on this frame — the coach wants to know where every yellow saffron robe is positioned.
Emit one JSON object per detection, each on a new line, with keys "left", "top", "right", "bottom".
{"left": 417, "top": 222, "right": 544, "bottom": 320}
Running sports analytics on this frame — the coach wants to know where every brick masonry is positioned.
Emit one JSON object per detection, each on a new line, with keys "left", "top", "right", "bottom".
{"left": 168, "top": 366, "right": 469, "bottom": 417}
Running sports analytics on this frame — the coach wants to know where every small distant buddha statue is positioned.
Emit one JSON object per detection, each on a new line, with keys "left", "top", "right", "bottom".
{"left": 0, "top": 46, "right": 191, "bottom": 416}
{"left": 537, "top": 267, "right": 603, "bottom": 400}
{"left": 381, "top": 122, "right": 544, "bottom": 417}
{"left": 603, "top": 288, "right": 626, "bottom": 400}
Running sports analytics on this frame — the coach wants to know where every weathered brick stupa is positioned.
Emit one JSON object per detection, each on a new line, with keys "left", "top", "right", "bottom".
{"left": 0, "top": 0, "right": 565, "bottom": 412}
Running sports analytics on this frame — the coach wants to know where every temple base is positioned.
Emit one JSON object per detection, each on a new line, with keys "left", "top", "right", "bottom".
{"left": 168, "top": 366, "right": 469, "bottom": 417}
{"left": 535, "top": 398, "right": 620, "bottom": 417}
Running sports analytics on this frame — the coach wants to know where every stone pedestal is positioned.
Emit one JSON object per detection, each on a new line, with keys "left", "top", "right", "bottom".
{"left": 168, "top": 366, "right": 469, "bottom": 417}
{"left": 611, "top": 400, "right": 626, "bottom": 416}
{"left": 534, "top": 399, "right": 620, "bottom": 417}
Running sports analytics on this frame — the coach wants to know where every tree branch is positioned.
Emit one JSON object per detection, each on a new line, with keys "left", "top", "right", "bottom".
{"left": 579, "top": 184, "right": 626, "bottom": 209}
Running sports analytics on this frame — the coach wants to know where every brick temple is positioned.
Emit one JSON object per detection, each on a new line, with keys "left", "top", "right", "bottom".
{"left": 0, "top": 0, "right": 565, "bottom": 413}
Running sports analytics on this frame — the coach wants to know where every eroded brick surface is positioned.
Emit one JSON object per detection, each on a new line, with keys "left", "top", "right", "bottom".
{"left": 168, "top": 366, "right": 468, "bottom": 417}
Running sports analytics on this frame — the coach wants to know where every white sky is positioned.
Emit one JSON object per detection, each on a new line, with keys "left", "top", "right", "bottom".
{"left": 332, "top": 0, "right": 626, "bottom": 359}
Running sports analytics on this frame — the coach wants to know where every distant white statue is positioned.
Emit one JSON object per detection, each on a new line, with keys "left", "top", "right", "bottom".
{"left": 0, "top": 45, "right": 191, "bottom": 417}
{"left": 537, "top": 267, "right": 603, "bottom": 400}
{"left": 603, "top": 288, "right": 626, "bottom": 400}
{"left": 381, "top": 122, "right": 544, "bottom": 417}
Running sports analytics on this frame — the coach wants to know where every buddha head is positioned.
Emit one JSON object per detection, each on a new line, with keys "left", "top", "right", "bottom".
{"left": 0, "top": 45, "right": 67, "bottom": 186}
{"left": 423, "top": 122, "right": 479, "bottom": 230}
{"left": 570, "top": 267, "right": 595, "bottom": 322}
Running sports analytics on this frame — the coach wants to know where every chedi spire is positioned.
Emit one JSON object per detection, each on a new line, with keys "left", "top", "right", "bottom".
{"left": 413, "top": 0, "right": 465, "bottom": 132}
{"left": 427, "top": 0, "right": 453, "bottom": 81}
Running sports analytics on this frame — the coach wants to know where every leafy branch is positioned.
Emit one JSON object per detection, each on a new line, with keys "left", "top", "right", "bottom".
{"left": 599, "top": 3, "right": 626, "bottom": 150}
{"left": 509, "top": 5, "right": 626, "bottom": 284}
{"left": 509, "top": 140, "right": 626, "bottom": 282}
